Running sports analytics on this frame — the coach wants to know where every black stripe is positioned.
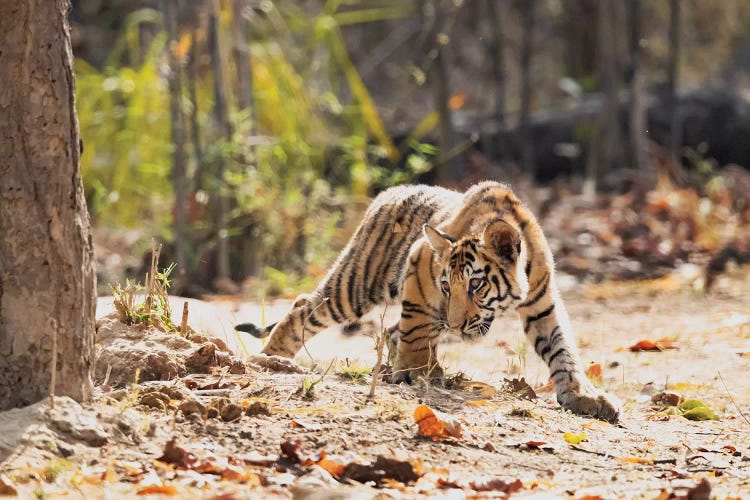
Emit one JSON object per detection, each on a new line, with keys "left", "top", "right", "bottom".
{"left": 548, "top": 348, "right": 565, "bottom": 364}
{"left": 523, "top": 304, "right": 555, "bottom": 333}
{"left": 368, "top": 193, "right": 424, "bottom": 301}
{"left": 499, "top": 269, "right": 522, "bottom": 300}
{"left": 519, "top": 273, "right": 549, "bottom": 308}
{"left": 534, "top": 335, "right": 546, "bottom": 350}
{"left": 550, "top": 368, "right": 568, "bottom": 380}
{"left": 539, "top": 345, "right": 551, "bottom": 359}
{"left": 308, "top": 314, "right": 324, "bottom": 328}
{"left": 400, "top": 323, "right": 432, "bottom": 338}
{"left": 548, "top": 326, "right": 562, "bottom": 347}
{"left": 325, "top": 298, "right": 343, "bottom": 323}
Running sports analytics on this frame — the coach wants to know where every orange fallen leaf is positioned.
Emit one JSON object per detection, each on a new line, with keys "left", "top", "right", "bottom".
{"left": 137, "top": 484, "right": 178, "bottom": 496}
{"left": 0, "top": 474, "right": 18, "bottom": 496}
{"left": 586, "top": 362, "right": 602, "bottom": 384}
{"left": 629, "top": 338, "right": 677, "bottom": 352}
{"left": 414, "top": 405, "right": 462, "bottom": 440}
{"left": 304, "top": 451, "right": 345, "bottom": 478}
{"left": 738, "top": 351, "right": 750, "bottom": 358}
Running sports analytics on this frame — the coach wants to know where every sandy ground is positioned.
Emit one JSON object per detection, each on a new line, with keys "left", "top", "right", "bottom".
{"left": 1, "top": 275, "right": 749, "bottom": 498}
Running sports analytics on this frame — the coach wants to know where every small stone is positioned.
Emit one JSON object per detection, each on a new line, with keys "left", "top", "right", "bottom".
{"left": 652, "top": 391, "right": 683, "bottom": 407}
{"left": 178, "top": 400, "right": 205, "bottom": 418}
{"left": 245, "top": 402, "right": 271, "bottom": 417}
{"left": 139, "top": 392, "right": 170, "bottom": 410}
{"left": 220, "top": 403, "right": 244, "bottom": 422}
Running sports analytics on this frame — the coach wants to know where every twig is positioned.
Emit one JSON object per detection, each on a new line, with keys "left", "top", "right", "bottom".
{"left": 180, "top": 301, "right": 189, "bottom": 337}
{"left": 717, "top": 371, "right": 750, "bottom": 425}
{"left": 368, "top": 306, "right": 389, "bottom": 399}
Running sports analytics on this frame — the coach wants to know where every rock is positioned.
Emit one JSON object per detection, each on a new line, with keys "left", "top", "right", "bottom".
{"left": 220, "top": 403, "right": 244, "bottom": 422}
{"left": 246, "top": 402, "right": 271, "bottom": 417}
{"left": 48, "top": 399, "right": 108, "bottom": 447}
{"left": 178, "top": 400, "right": 205, "bottom": 418}
{"left": 247, "top": 354, "right": 304, "bottom": 374}
{"left": 138, "top": 392, "right": 168, "bottom": 410}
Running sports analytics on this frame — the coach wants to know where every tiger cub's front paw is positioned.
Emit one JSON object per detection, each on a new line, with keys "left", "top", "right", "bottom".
{"left": 390, "top": 363, "right": 445, "bottom": 385}
{"left": 558, "top": 386, "right": 621, "bottom": 423}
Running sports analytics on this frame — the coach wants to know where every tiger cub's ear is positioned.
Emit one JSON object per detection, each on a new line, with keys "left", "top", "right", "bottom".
{"left": 482, "top": 220, "right": 521, "bottom": 262}
{"left": 423, "top": 224, "right": 452, "bottom": 255}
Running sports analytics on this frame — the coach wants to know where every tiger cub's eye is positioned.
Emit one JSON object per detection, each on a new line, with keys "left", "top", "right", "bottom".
{"left": 469, "top": 277, "right": 483, "bottom": 290}
{"left": 441, "top": 281, "right": 450, "bottom": 294}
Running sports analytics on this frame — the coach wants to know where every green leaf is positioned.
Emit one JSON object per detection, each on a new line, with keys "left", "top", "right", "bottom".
{"left": 682, "top": 407, "right": 719, "bottom": 421}
{"left": 678, "top": 399, "right": 707, "bottom": 411}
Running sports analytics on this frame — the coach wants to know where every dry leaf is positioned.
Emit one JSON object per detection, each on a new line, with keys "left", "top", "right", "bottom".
{"left": 586, "top": 363, "right": 602, "bottom": 383}
{"left": 0, "top": 474, "right": 18, "bottom": 496}
{"left": 340, "top": 456, "right": 422, "bottom": 485}
{"left": 137, "top": 484, "right": 178, "bottom": 496}
{"left": 414, "top": 405, "right": 463, "bottom": 440}
{"left": 629, "top": 338, "right": 678, "bottom": 352}
{"left": 502, "top": 377, "right": 537, "bottom": 400}
{"left": 280, "top": 440, "right": 303, "bottom": 464}
{"left": 469, "top": 478, "right": 523, "bottom": 493}
{"left": 157, "top": 438, "right": 197, "bottom": 468}
{"left": 317, "top": 454, "right": 345, "bottom": 479}
{"left": 458, "top": 380, "right": 497, "bottom": 398}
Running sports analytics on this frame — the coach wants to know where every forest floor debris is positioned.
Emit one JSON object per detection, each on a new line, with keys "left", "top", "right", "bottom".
{"left": 1, "top": 277, "right": 750, "bottom": 498}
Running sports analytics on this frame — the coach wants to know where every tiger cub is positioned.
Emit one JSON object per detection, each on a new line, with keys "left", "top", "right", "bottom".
{"left": 236, "top": 181, "right": 620, "bottom": 422}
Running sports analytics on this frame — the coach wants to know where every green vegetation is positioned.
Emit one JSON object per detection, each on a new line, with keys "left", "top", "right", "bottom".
{"left": 76, "top": 2, "right": 433, "bottom": 294}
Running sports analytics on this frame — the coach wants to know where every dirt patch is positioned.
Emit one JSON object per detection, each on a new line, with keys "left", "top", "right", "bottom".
{"left": 95, "top": 312, "right": 245, "bottom": 387}
{"left": 1, "top": 282, "right": 749, "bottom": 498}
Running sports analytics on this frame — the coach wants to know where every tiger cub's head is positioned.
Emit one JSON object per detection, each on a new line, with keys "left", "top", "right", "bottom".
{"left": 424, "top": 220, "right": 529, "bottom": 338}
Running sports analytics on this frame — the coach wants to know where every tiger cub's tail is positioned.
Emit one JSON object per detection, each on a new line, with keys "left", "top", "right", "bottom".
{"left": 234, "top": 322, "right": 277, "bottom": 339}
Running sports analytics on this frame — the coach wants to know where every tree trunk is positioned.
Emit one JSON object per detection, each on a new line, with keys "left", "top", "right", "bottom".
{"left": 429, "top": 0, "right": 458, "bottom": 184}
{"left": 484, "top": 0, "right": 506, "bottom": 162}
{"left": 231, "top": 0, "right": 253, "bottom": 116}
{"left": 163, "top": 0, "right": 190, "bottom": 289}
{"left": 208, "top": 10, "right": 231, "bottom": 281}
{"left": 627, "top": 0, "right": 650, "bottom": 197}
{"left": 519, "top": 0, "right": 536, "bottom": 177}
{"left": 667, "top": 0, "right": 682, "bottom": 168}
{"left": 0, "top": 0, "right": 96, "bottom": 410}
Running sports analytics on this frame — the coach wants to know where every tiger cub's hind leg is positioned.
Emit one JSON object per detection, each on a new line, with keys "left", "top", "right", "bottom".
{"left": 260, "top": 294, "right": 343, "bottom": 357}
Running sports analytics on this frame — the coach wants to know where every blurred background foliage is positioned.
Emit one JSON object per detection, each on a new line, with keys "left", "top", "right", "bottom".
{"left": 72, "top": 0, "right": 750, "bottom": 296}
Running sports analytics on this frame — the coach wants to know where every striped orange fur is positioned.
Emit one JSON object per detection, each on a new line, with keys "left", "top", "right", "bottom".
{"left": 236, "top": 181, "right": 620, "bottom": 421}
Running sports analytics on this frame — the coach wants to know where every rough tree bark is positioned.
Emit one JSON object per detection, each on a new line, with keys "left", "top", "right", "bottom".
{"left": 627, "top": 0, "right": 650, "bottom": 197}
{"left": 667, "top": 0, "right": 682, "bottom": 168}
{"left": 208, "top": 9, "right": 232, "bottom": 282}
{"left": 163, "top": 0, "right": 190, "bottom": 290}
{"left": 484, "top": 0, "right": 506, "bottom": 162}
{"left": 518, "top": 0, "right": 536, "bottom": 177}
{"left": 0, "top": 0, "right": 96, "bottom": 409}
{"left": 428, "top": 0, "right": 458, "bottom": 183}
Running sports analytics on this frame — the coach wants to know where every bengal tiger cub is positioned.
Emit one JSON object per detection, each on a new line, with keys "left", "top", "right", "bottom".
{"left": 236, "top": 181, "right": 620, "bottom": 422}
